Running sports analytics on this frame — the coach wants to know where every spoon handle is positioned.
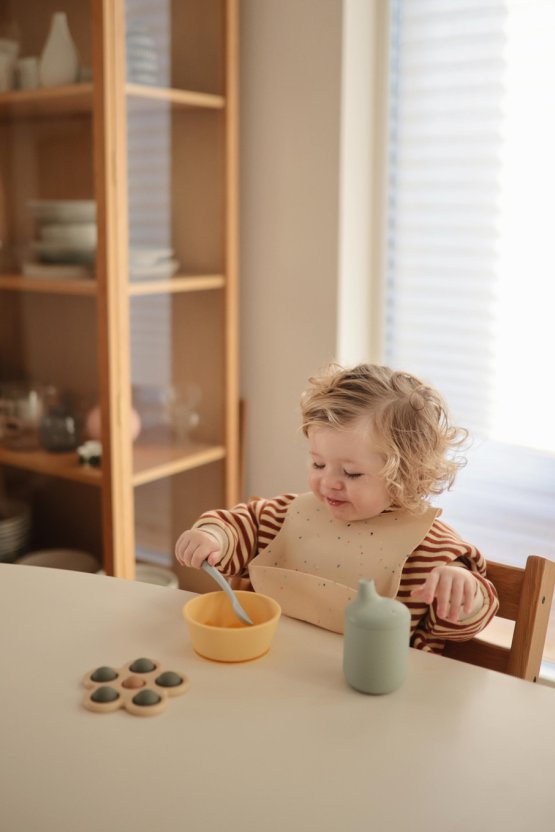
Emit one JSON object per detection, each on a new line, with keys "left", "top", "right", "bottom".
{"left": 201, "top": 562, "right": 254, "bottom": 625}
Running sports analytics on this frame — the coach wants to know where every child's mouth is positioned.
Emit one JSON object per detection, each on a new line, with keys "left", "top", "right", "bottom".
{"left": 325, "top": 497, "right": 346, "bottom": 508}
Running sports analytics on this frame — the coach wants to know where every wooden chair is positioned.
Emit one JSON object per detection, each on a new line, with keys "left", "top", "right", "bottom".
{"left": 443, "top": 555, "right": 555, "bottom": 682}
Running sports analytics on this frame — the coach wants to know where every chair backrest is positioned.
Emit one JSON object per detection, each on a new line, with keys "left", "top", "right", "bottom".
{"left": 443, "top": 555, "right": 555, "bottom": 682}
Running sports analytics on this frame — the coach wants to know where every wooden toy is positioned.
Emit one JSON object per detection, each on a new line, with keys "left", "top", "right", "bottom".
{"left": 81, "top": 657, "right": 190, "bottom": 716}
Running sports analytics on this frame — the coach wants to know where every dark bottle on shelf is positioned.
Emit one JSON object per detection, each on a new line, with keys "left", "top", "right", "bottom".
{"left": 38, "top": 388, "right": 80, "bottom": 452}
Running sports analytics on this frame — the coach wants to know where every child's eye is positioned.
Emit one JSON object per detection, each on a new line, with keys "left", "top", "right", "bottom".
{"left": 344, "top": 471, "right": 362, "bottom": 479}
{"left": 312, "top": 462, "right": 325, "bottom": 470}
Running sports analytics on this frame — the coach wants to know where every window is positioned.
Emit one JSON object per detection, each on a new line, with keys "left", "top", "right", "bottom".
{"left": 384, "top": 0, "right": 555, "bottom": 567}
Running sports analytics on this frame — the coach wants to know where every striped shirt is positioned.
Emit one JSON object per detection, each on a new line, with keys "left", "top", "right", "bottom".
{"left": 195, "top": 493, "right": 499, "bottom": 653}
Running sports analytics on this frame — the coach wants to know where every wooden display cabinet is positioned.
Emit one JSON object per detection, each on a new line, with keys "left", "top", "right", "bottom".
{"left": 0, "top": 0, "right": 239, "bottom": 587}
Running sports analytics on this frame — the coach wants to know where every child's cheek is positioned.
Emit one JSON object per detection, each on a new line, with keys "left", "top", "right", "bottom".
{"left": 307, "top": 470, "right": 320, "bottom": 493}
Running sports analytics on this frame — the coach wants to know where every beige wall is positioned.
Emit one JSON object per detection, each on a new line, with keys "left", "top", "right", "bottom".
{"left": 239, "top": 0, "right": 343, "bottom": 498}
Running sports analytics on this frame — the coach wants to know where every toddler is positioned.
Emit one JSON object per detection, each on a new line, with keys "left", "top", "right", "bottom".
{"left": 175, "top": 364, "right": 499, "bottom": 651}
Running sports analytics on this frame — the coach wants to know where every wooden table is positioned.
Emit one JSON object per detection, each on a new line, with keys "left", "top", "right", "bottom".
{"left": 1, "top": 563, "right": 555, "bottom": 832}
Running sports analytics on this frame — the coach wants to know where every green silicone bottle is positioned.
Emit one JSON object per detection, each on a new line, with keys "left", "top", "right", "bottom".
{"left": 343, "top": 579, "right": 410, "bottom": 695}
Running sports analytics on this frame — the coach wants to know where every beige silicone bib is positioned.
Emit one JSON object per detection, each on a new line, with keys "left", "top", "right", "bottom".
{"left": 249, "top": 493, "right": 438, "bottom": 633}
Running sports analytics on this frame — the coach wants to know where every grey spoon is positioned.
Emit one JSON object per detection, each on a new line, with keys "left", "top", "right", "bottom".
{"left": 201, "top": 561, "right": 254, "bottom": 625}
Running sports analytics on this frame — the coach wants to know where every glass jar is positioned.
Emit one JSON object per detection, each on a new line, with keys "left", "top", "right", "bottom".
{"left": 38, "top": 388, "right": 80, "bottom": 452}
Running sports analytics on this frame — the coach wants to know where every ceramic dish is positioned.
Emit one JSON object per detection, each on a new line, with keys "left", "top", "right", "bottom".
{"left": 31, "top": 241, "right": 96, "bottom": 264}
{"left": 183, "top": 590, "right": 281, "bottom": 662}
{"left": 40, "top": 222, "right": 97, "bottom": 247}
{"left": 129, "top": 246, "right": 174, "bottom": 266}
{"left": 17, "top": 549, "right": 100, "bottom": 572}
{"left": 22, "top": 261, "right": 93, "bottom": 279}
{"left": 95, "top": 562, "right": 178, "bottom": 587}
{"left": 135, "top": 563, "right": 178, "bottom": 589}
{"left": 0, "top": 500, "right": 31, "bottom": 561}
{"left": 0, "top": 517, "right": 31, "bottom": 539}
{"left": 27, "top": 200, "right": 96, "bottom": 224}
{"left": 129, "top": 259, "right": 179, "bottom": 280}
{"left": 32, "top": 238, "right": 95, "bottom": 253}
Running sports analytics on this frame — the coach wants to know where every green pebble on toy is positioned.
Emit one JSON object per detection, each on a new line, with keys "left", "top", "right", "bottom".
{"left": 91, "top": 686, "right": 119, "bottom": 703}
{"left": 129, "top": 657, "right": 156, "bottom": 673}
{"left": 91, "top": 666, "right": 118, "bottom": 682}
{"left": 132, "top": 689, "right": 162, "bottom": 707}
{"left": 155, "top": 671, "right": 183, "bottom": 687}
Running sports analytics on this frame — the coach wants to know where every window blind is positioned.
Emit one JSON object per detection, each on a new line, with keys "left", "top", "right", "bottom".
{"left": 384, "top": 0, "right": 555, "bottom": 566}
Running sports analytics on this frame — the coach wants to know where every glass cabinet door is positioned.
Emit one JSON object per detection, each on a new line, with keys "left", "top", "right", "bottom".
{"left": 121, "top": 0, "right": 238, "bottom": 588}
{"left": 0, "top": 1, "right": 102, "bottom": 572}
{"left": 0, "top": 0, "right": 238, "bottom": 582}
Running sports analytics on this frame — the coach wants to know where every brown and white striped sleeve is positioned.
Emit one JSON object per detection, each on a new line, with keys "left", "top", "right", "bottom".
{"left": 193, "top": 494, "right": 295, "bottom": 577}
{"left": 397, "top": 518, "right": 499, "bottom": 654}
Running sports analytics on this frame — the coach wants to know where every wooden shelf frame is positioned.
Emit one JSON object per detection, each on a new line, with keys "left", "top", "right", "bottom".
{"left": 0, "top": 0, "right": 239, "bottom": 582}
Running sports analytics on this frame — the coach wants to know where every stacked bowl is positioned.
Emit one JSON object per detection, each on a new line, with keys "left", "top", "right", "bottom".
{"left": 0, "top": 500, "right": 31, "bottom": 563}
{"left": 24, "top": 199, "right": 97, "bottom": 278}
{"left": 129, "top": 246, "right": 179, "bottom": 281}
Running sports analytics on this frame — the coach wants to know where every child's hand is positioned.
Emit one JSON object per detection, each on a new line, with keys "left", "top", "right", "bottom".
{"left": 410, "top": 565, "right": 479, "bottom": 623}
{"left": 175, "top": 529, "right": 223, "bottom": 569}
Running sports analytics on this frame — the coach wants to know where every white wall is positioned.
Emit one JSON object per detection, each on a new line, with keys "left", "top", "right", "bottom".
{"left": 239, "top": 0, "right": 343, "bottom": 498}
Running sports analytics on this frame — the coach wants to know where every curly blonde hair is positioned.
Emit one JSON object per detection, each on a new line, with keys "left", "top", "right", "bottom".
{"left": 300, "top": 363, "right": 468, "bottom": 514}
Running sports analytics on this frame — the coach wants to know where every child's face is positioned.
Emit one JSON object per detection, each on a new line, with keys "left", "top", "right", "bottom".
{"left": 307, "top": 418, "right": 391, "bottom": 522}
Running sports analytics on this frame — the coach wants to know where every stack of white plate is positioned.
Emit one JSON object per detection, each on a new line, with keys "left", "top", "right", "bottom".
{"left": 24, "top": 200, "right": 97, "bottom": 278}
{"left": 96, "top": 563, "right": 178, "bottom": 588}
{"left": 126, "top": 21, "right": 160, "bottom": 86}
{"left": 0, "top": 500, "right": 31, "bottom": 563}
{"left": 129, "top": 246, "right": 179, "bottom": 281}
{"left": 135, "top": 563, "right": 178, "bottom": 588}
{"left": 17, "top": 548, "right": 100, "bottom": 573}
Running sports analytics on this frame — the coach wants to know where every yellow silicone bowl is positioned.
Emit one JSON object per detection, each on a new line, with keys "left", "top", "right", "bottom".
{"left": 183, "top": 590, "right": 281, "bottom": 662}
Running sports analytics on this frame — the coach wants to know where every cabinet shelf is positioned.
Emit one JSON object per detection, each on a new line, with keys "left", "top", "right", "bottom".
{"left": 128, "top": 275, "right": 225, "bottom": 295}
{"left": 126, "top": 84, "right": 225, "bottom": 110}
{"left": 0, "top": 82, "right": 224, "bottom": 121}
{"left": 0, "top": 84, "right": 93, "bottom": 118}
{"left": 133, "top": 441, "right": 226, "bottom": 486}
{"left": 0, "top": 274, "right": 225, "bottom": 296}
{"left": 0, "top": 441, "right": 225, "bottom": 488}
{"left": 0, "top": 275, "right": 97, "bottom": 295}
{"left": 0, "top": 446, "right": 101, "bottom": 485}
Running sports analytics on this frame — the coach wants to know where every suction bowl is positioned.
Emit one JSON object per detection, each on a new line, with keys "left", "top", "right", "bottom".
{"left": 183, "top": 590, "right": 281, "bottom": 662}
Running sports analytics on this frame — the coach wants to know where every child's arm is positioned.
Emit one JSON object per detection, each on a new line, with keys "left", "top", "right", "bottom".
{"left": 399, "top": 519, "right": 499, "bottom": 651}
{"left": 175, "top": 493, "right": 296, "bottom": 576}
{"left": 174, "top": 527, "right": 224, "bottom": 569}
{"left": 410, "top": 564, "right": 486, "bottom": 623}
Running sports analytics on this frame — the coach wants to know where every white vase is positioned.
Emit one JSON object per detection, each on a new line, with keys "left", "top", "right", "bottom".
{"left": 39, "top": 12, "right": 79, "bottom": 87}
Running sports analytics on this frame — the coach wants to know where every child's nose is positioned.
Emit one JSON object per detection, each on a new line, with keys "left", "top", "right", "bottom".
{"left": 322, "top": 471, "right": 343, "bottom": 490}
